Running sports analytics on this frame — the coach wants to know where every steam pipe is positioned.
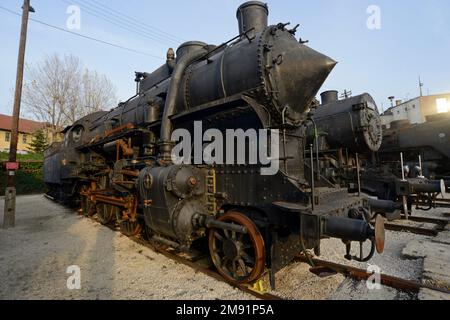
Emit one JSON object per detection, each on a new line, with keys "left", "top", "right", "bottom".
{"left": 356, "top": 153, "right": 361, "bottom": 197}
{"left": 309, "top": 117, "right": 321, "bottom": 181}
{"left": 400, "top": 152, "right": 406, "bottom": 181}
{"left": 400, "top": 153, "right": 408, "bottom": 219}
{"left": 418, "top": 155, "right": 424, "bottom": 178}
{"left": 159, "top": 47, "right": 208, "bottom": 161}
{"left": 310, "top": 144, "right": 315, "bottom": 211}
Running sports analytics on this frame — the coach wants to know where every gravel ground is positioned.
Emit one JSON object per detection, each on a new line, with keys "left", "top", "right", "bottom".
{"left": 267, "top": 262, "right": 345, "bottom": 300}
{"left": 268, "top": 228, "right": 426, "bottom": 300}
{"left": 0, "top": 195, "right": 253, "bottom": 300}
{"left": 1, "top": 194, "right": 445, "bottom": 300}
{"left": 323, "top": 205, "right": 450, "bottom": 300}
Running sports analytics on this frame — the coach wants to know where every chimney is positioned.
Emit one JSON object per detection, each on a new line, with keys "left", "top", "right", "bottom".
{"left": 320, "top": 90, "right": 339, "bottom": 105}
{"left": 236, "top": 1, "right": 269, "bottom": 36}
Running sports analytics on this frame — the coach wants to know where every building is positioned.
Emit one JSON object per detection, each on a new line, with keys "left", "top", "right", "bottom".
{"left": 0, "top": 114, "right": 63, "bottom": 154}
{"left": 381, "top": 93, "right": 450, "bottom": 128}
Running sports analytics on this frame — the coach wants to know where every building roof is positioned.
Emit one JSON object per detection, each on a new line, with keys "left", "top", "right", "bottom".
{"left": 0, "top": 113, "right": 48, "bottom": 134}
{"left": 382, "top": 93, "right": 450, "bottom": 116}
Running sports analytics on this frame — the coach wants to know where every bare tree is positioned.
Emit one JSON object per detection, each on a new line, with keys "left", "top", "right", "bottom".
{"left": 22, "top": 54, "right": 117, "bottom": 139}
{"left": 23, "top": 54, "right": 80, "bottom": 139}
{"left": 80, "top": 69, "right": 117, "bottom": 116}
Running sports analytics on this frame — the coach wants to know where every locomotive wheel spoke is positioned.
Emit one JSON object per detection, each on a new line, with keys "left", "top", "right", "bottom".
{"left": 232, "top": 261, "right": 237, "bottom": 277}
{"left": 96, "top": 203, "right": 117, "bottom": 225}
{"left": 213, "top": 247, "right": 223, "bottom": 254}
{"left": 238, "top": 259, "right": 248, "bottom": 276}
{"left": 120, "top": 220, "right": 142, "bottom": 237}
{"left": 221, "top": 256, "right": 229, "bottom": 269}
{"left": 241, "top": 251, "right": 254, "bottom": 265}
{"left": 81, "top": 197, "right": 91, "bottom": 217}
{"left": 214, "top": 231, "right": 224, "bottom": 242}
{"left": 208, "top": 211, "right": 265, "bottom": 284}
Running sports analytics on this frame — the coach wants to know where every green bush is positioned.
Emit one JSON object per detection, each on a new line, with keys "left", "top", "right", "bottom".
{"left": 0, "top": 161, "right": 46, "bottom": 196}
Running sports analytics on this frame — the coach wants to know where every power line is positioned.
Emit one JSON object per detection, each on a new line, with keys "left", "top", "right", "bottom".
{"left": 77, "top": 0, "right": 184, "bottom": 44}
{"left": 61, "top": 0, "right": 180, "bottom": 47}
{"left": 88, "top": 0, "right": 185, "bottom": 43}
{"left": 61, "top": 0, "right": 176, "bottom": 46}
{"left": 0, "top": 6, "right": 164, "bottom": 60}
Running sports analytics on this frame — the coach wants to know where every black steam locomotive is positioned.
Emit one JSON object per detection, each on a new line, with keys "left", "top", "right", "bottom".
{"left": 380, "top": 118, "right": 450, "bottom": 181}
{"left": 44, "top": 2, "right": 385, "bottom": 287}
{"left": 307, "top": 91, "right": 446, "bottom": 216}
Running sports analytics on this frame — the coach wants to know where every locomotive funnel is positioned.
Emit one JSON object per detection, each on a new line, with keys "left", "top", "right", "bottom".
{"left": 320, "top": 90, "right": 339, "bottom": 105}
{"left": 237, "top": 1, "right": 269, "bottom": 35}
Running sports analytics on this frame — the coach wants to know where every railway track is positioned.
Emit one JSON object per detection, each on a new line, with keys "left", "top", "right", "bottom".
{"left": 82, "top": 212, "right": 284, "bottom": 301}
{"left": 380, "top": 215, "right": 448, "bottom": 237}
{"left": 295, "top": 255, "right": 450, "bottom": 295}
{"left": 412, "top": 196, "right": 450, "bottom": 209}
{"left": 74, "top": 203, "right": 449, "bottom": 300}
{"left": 130, "top": 237, "right": 284, "bottom": 300}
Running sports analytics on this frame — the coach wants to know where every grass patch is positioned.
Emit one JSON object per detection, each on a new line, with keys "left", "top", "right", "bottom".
{"left": 0, "top": 152, "right": 43, "bottom": 161}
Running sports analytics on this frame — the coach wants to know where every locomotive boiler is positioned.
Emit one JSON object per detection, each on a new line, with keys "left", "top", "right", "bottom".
{"left": 44, "top": 2, "right": 385, "bottom": 288}
{"left": 310, "top": 90, "right": 383, "bottom": 154}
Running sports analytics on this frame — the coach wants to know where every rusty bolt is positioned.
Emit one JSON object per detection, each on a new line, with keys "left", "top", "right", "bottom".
{"left": 188, "top": 176, "right": 198, "bottom": 187}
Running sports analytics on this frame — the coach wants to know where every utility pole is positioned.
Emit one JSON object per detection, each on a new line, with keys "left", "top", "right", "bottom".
{"left": 3, "top": 0, "right": 34, "bottom": 229}
{"left": 419, "top": 76, "right": 423, "bottom": 97}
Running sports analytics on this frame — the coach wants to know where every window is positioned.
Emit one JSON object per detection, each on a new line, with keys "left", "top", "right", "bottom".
{"left": 436, "top": 98, "right": 449, "bottom": 114}
{"left": 22, "top": 134, "right": 27, "bottom": 144}
{"left": 5, "top": 132, "right": 10, "bottom": 142}
{"left": 72, "top": 126, "right": 84, "bottom": 143}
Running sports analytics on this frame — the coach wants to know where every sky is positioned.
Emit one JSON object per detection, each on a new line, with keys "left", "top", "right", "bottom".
{"left": 1, "top": 0, "right": 449, "bottom": 119}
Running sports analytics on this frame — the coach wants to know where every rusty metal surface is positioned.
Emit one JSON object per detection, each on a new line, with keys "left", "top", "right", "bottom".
{"left": 104, "top": 123, "right": 135, "bottom": 139}
{"left": 374, "top": 215, "right": 385, "bottom": 254}
{"left": 383, "top": 222, "right": 439, "bottom": 237}
{"left": 295, "top": 256, "right": 450, "bottom": 295}
{"left": 401, "top": 215, "right": 449, "bottom": 225}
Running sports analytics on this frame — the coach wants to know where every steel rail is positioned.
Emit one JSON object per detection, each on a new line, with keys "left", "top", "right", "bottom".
{"left": 383, "top": 222, "right": 439, "bottom": 237}
{"left": 82, "top": 211, "right": 284, "bottom": 301}
{"left": 295, "top": 256, "right": 450, "bottom": 295}
{"left": 131, "top": 237, "right": 283, "bottom": 301}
